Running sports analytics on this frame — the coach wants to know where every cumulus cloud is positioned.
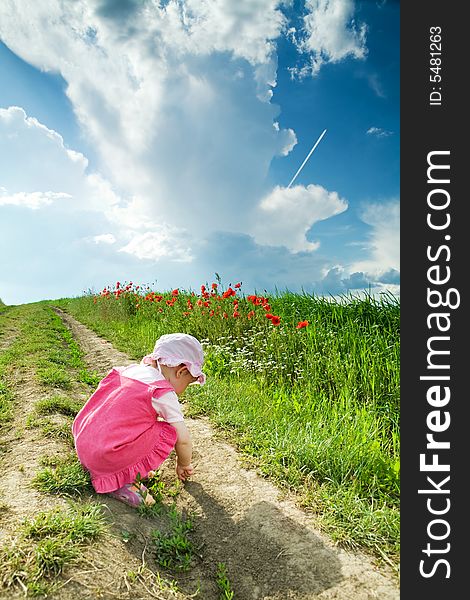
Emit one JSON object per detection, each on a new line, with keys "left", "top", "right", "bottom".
{"left": 316, "top": 266, "right": 370, "bottom": 292}
{"left": 163, "top": 0, "right": 287, "bottom": 66}
{"left": 0, "top": 105, "right": 191, "bottom": 260}
{"left": 0, "top": 106, "right": 116, "bottom": 213}
{"left": 253, "top": 184, "right": 348, "bottom": 252}
{"left": 119, "top": 229, "right": 193, "bottom": 263}
{"left": 350, "top": 199, "right": 400, "bottom": 279}
{"left": 292, "top": 0, "right": 367, "bottom": 77}
{"left": 313, "top": 265, "right": 399, "bottom": 296}
{"left": 0, "top": 106, "right": 89, "bottom": 194}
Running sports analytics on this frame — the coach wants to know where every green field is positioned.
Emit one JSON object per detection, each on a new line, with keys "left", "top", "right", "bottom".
{"left": 54, "top": 280, "right": 399, "bottom": 564}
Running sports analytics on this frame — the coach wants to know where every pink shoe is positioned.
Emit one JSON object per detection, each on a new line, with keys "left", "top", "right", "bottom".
{"left": 108, "top": 483, "right": 155, "bottom": 507}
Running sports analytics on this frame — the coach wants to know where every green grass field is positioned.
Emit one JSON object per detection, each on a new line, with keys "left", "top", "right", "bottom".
{"left": 54, "top": 280, "right": 400, "bottom": 563}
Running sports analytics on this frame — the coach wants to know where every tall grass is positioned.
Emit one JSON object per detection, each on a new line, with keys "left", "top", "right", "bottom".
{"left": 54, "top": 282, "right": 400, "bottom": 562}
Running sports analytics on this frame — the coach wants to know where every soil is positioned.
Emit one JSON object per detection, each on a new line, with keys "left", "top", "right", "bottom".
{"left": 0, "top": 308, "right": 400, "bottom": 600}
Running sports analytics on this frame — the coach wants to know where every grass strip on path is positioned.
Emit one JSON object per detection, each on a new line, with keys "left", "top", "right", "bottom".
{"left": 0, "top": 501, "right": 107, "bottom": 597}
{"left": 0, "top": 304, "right": 107, "bottom": 596}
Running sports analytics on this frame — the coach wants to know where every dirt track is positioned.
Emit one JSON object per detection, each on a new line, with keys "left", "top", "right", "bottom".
{"left": 0, "top": 308, "right": 400, "bottom": 599}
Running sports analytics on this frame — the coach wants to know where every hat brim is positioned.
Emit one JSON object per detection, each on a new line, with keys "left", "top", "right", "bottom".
{"left": 186, "top": 364, "right": 206, "bottom": 385}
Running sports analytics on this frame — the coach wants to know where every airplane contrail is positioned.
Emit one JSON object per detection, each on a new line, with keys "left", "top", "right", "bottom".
{"left": 287, "top": 128, "right": 327, "bottom": 189}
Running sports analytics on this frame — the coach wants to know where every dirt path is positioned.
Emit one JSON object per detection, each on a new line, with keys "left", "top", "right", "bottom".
{"left": 56, "top": 309, "right": 400, "bottom": 600}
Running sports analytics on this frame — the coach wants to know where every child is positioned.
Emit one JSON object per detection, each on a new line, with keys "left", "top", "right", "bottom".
{"left": 72, "top": 333, "right": 205, "bottom": 507}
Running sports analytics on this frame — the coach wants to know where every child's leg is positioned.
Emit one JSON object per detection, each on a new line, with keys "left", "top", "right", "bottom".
{"left": 108, "top": 482, "right": 155, "bottom": 507}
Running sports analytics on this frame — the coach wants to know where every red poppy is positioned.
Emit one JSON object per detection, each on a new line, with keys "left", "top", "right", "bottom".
{"left": 222, "top": 287, "right": 236, "bottom": 299}
{"left": 211, "top": 283, "right": 218, "bottom": 290}
{"left": 247, "top": 310, "right": 255, "bottom": 319}
{"left": 296, "top": 320, "right": 309, "bottom": 329}
{"left": 234, "top": 282, "right": 241, "bottom": 288}
{"left": 233, "top": 311, "right": 240, "bottom": 318}
{"left": 171, "top": 289, "right": 179, "bottom": 296}
{"left": 265, "top": 313, "right": 274, "bottom": 320}
{"left": 270, "top": 316, "right": 281, "bottom": 326}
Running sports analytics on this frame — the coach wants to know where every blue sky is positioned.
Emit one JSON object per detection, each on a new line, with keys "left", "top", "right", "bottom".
{"left": 0, "top": 0, "right": 399, "bottom": 305}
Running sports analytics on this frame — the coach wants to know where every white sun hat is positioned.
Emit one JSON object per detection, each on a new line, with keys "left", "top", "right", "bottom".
{"left": 142, "top": 333, "right": 206, "bottom": 384}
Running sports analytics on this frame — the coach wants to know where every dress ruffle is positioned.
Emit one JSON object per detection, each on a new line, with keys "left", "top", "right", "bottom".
{"left": 90, "top": 422, "right": 177, "bottom": 493}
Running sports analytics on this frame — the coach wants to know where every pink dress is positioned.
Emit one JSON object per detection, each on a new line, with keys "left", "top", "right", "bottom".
{"left": 72, "top": 367, "right": 178, "bottom": 493}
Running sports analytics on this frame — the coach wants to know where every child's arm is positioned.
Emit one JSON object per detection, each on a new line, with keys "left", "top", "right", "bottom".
{"left": 171, "top": 421, "right": 194, "bottom": 481}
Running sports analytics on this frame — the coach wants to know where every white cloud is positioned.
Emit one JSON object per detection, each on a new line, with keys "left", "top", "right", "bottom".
{"left": 350, "top": 200, "right": 400, "bottom": 278}
{"left": 367, "top": 126, "right": 393, "bottom": 138}
{"left": 273, "top": 121, "right": 298, "bottom": 155}
{"left": 292, "top": 0, "right": 367, "bottom": 77}
{"left": 0, "top": 106, "right": 89, "bottom": 194}
{"left": 314, "top": 264, "right": 399, "bottom": 296}
{"left": 91, "top": 233, "right": 116, "bottom": 245}
{"left": 253, "top": 184, "right": 348, "bottom": 252}
{"left": 0, "top": 105, "right": 190, "bottom": 262}
{"left": 0, "top": 106, "right": 116, "bottom": 213}
{"left": 167, "top": 0, "right": 287, "bottom": 66}
{"left": 119, "top": 229, "right": 193, "bottom": 263}
{"left": 0, "top": 190, "right": 71, "bottom": 210}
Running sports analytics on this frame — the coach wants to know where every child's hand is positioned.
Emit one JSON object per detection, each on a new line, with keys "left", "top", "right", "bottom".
{"left": 176, "top": 462, "right": 194, "bottom": 481}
